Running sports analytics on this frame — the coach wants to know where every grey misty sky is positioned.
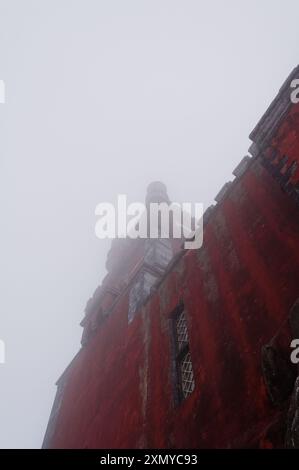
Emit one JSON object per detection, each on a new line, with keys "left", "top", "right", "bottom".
{"left": 0, "top": 0, "right": 298, "bottom": 448}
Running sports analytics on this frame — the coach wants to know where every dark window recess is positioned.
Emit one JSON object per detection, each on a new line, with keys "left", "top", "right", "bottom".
{"left": 172, "top": 306, "right": 195, "bottom": 402}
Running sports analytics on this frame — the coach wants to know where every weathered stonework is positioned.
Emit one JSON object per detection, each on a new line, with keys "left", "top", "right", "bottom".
{"left": 43, "top": 66, "right": 299, "bottom": 449}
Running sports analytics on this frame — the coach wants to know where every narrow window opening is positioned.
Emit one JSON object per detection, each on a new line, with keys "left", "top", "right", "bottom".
{"left": 172, "top": 305, "right": 195, "bottom": 402}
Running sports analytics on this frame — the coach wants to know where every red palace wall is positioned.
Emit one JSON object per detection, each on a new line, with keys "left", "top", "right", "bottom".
{"left": 43, "top": 66, "right": 299, "bottom": 449}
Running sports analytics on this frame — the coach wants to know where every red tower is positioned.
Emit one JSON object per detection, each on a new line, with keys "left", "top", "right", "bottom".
{"left": 43, "top": 66, "right": 299, "bottom": 449}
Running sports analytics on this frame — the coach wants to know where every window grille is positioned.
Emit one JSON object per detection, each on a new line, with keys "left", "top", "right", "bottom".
{"left": 172, "top": 306, "right": 195, "bottom": 402}
{"left": 180, "top": 351, "right": 195, "bottom": 398}
{"left": 176, "top": 309, "right": 189, "bottom": 349}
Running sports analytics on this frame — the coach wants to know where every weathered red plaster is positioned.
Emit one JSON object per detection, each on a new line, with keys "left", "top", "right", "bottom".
{"left": 44, "top": 67, "right": 299, "bottom": 449}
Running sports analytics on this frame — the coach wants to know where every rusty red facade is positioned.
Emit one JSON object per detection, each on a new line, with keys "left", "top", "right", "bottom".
{"left": 43, "top": 66, "right": 299, "bottom": 449}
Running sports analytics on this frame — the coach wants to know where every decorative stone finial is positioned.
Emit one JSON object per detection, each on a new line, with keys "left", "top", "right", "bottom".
{"left": 145, "top": 181, "right": 170, "bottom": 206}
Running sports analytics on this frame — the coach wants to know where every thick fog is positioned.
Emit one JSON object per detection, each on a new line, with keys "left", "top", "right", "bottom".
{"left": 0, "top": 0, "right": 298, "bottom": 448}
